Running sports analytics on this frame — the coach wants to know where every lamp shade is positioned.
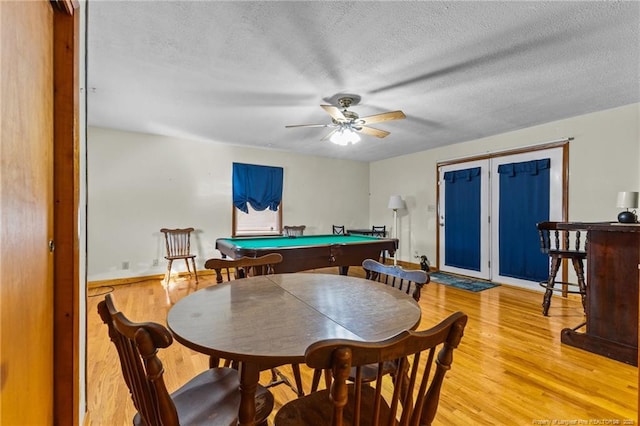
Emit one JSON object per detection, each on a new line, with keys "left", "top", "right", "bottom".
{"left": 388, "top": 195, "right": 405, "bottom": 210}
{"left": 616, "top": 191, "right": 639, "bottom": 209}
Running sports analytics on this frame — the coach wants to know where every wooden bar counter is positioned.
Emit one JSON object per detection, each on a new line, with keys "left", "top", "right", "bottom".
{"left": 557, "top": 222, "right": 639, "bottom": 366}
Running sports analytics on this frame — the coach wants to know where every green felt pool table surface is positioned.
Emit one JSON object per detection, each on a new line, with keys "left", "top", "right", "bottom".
{"left": 217, "top": 234, "right": 380, "bottom": 248}
{"left": 215, "top": 234, "right": 397, "bottom": 274}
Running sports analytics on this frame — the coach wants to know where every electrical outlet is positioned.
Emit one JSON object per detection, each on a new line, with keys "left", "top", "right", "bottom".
{"left": 122, "top": 261, "right": 130, "bottom": 270}
{"left": 152, "top": 258, "right": 159, "bottom": 267}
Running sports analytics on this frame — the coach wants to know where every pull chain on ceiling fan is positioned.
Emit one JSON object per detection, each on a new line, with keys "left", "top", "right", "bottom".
{"left": 285, "top": 95, "right": 406, "bottom": 145}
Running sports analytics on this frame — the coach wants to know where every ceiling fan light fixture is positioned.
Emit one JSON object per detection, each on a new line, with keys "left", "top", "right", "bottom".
{"left": 330, "top": 128, "right": 360, "bottom": 146}
{"left": 286, "top": 93, "right": 405, "bottom": 142}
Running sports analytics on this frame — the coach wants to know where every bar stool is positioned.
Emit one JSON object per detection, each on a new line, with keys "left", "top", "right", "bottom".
{"left": 536, "top": 222, "right": 587, "bottom": 317}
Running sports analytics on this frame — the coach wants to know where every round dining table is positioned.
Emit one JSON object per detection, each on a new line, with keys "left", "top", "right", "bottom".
{"left": 167, "top": 272, "right": 422, "bottom": 426}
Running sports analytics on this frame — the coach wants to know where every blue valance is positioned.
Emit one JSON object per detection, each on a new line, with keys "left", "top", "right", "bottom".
{"left": 443, "top": 167, "right": 481, "bottom": 183}
{"left": 497, "top": 158, "right": 550, "bottom": 177}
{"left": 232, "top": 163, "right": 283, "bottom": 213}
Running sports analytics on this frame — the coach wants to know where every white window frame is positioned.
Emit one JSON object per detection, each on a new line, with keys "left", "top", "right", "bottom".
{"left": 232, "top": 202, "right": 282, "bottom": 237}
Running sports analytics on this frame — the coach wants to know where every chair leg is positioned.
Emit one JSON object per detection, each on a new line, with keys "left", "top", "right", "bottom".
{"left": 310, "top": 368, "right": 333, "bottom": 393}
{"left": 291, "top": 364, "right": 304, "bottom": 397}
{"left": 164, "top": 259, "right": 173, "bottom": 285}
{"left": 265, "top": 366, "right": 304, "bottom": 396}
{"left": 217, "top": 358, "right": 239, "bottom": 369}
{"left": 572, "top": 257, "right": 587, "bottom": 315}
{"left": 163, "top": 259, "right": 173, "bottom": 304}
{"left": 542, "top": 256, "right": 561, "bottom": 316}
{"left": 191, "top": 257, "right": 198, "bottom": 283}
{"left": 184, "top": 259, "right": 192, "bottom": 277}
{"left": 209, "top": 355, "right": 221, "bottom": 368}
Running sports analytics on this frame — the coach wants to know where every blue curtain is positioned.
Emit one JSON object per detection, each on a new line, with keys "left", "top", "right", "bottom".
{"left": 497, "top": 159, "right": 550, "bottom": 281}
{"left": 444, "top": 167, "right": 481, "bottom": 271}
{"left": 232, "top": 163, "right": 283, "bottom": 213}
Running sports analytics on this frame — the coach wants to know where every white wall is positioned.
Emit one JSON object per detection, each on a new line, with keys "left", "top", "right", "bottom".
{"left": 89, "top": 103, "right": 639, "bottom": 282}
{"left": 87, "top": 127, "right": 370, "bottom": 281}
{"left": 370, "top": 102, "right": 640, "bottom": 267}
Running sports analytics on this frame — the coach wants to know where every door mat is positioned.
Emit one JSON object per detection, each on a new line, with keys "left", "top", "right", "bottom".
{"left": 429, "top": 272, "right": 500, "bottom": 292}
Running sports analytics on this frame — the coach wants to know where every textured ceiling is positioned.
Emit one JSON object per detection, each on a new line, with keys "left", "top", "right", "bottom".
{"left": 87, "top": 1, "right": 640, "bottom": 162}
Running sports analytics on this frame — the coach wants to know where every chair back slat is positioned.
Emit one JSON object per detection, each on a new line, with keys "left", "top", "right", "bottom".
{"left": 98, "top": 294, "right": 180, "bottom": 426}
{"left": 283, "top": 225, "right": 306, "bottom": 236}
{"left": 204, "top": 253, "right": 283, "bottom": 283}
{"left": 333, "top": 225, "right": 346, "bottom": 235}
{"left": 405, "top": 350, "right": 429, "bottom": 426}
{"left": 536, "top": 222, "right": 588, "bottom": 255}
{"left": 371, "top": 226, "right": 386, "bottom": 237}
{"left": 301, "top": 311, "right": 467, "bottom": 426}
{"left": 160, "top": 227, "right": 195, "bottom": 258}
{"left": 362, "top": 258, "right": 429, "bottom": 302}
{"left": 122, "top": 335, "right": 156, "bottom": 423}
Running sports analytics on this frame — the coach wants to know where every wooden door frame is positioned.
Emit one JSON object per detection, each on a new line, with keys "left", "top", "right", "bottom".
{"left": 51, "top": 0, "right": 81, "bottom": 424}
{"left": 435, "top": 140, "right": 570, "bottom": 275}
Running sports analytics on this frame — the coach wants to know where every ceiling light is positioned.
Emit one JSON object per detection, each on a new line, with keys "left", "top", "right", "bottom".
{"left": 330, "top": 128, "right": 360, "bottom": 146}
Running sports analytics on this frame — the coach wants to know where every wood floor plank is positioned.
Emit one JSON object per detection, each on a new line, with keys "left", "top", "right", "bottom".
{"left": 87, "top": 268, "right": 637, "bottom": 425}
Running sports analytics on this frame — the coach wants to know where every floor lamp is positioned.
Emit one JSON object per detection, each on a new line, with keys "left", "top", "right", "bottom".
{"left": 388, "top": 195, "right": 406, "bottom": 266}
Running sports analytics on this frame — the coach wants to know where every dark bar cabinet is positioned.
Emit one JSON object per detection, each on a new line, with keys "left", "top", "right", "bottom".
{"left": 557, "top": 222, "right": 639, "bottom": 366}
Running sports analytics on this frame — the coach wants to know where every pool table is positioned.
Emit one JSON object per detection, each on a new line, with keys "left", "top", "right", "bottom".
{"left": 215, "top": 234, "right": 398, "bottom": 275}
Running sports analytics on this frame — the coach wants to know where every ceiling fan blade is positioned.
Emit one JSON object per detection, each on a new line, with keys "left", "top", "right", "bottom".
{"left": 321, "top": 105, "right": 346, "bottom": 121}
{"left": 360, "top": 110, "right": 406, "bottom": 125}
{"left": 359, "top": 126, "right": 390, "bottom": 138}
{"left": 285, "top": 123, "right": 332, "bottom": 128}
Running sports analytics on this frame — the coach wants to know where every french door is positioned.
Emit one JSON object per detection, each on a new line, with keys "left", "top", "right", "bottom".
{"left": 438, "top": 146, "right": 566, "bottom": 290}
{"left": 438, "top": 160, "right": 491, "bottom": 279}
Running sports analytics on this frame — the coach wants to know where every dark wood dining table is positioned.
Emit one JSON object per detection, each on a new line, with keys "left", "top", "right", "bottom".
{"left": 166, "top": 272, "right": 422, "bottom": 426}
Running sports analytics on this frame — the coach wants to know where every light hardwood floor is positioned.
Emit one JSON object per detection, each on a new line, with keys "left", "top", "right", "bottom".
{"left": 87, "top": 268, "right": 638, "bottom": 425}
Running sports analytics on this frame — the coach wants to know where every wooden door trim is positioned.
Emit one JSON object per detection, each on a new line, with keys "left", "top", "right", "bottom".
{"left": 51, "top": 0, "right": 81, "bottom": 424}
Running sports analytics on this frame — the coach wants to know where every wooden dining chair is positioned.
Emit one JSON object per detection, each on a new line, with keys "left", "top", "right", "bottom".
{"left": 283, "top": 225, "right": 306, "bottom": 236}
{"left": 362, "top": 258, "right": 429, "bottom": 302}
{"left": 333, "top": 225, "right": 346, "bottom": 235}
{"left": 275, "top": 311, "right": 468, "bottom": 426}
{"left": 204, "top": 253, "right": 284, "bottom": 284}
{"left": 204, "top": 253, "right": 305, "bottom": 397}
{"left": 98, "top": 293, "right": 274, "bottom": 426}
{"left": 160, "top": 228, "right": 198, "bottom": 302}
{"left": 371, "top": 225, "right": 386, "bottom": 237}
{"left": 370, "top": 225, "right": 387, "bottom": 262}
{"left": 311, "top": 258, "right": 431, "bottom": 391}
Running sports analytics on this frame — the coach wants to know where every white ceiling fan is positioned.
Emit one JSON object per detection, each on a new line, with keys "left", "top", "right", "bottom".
{"left": 285, "top": 94, "right": 406, "bottom": 145}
